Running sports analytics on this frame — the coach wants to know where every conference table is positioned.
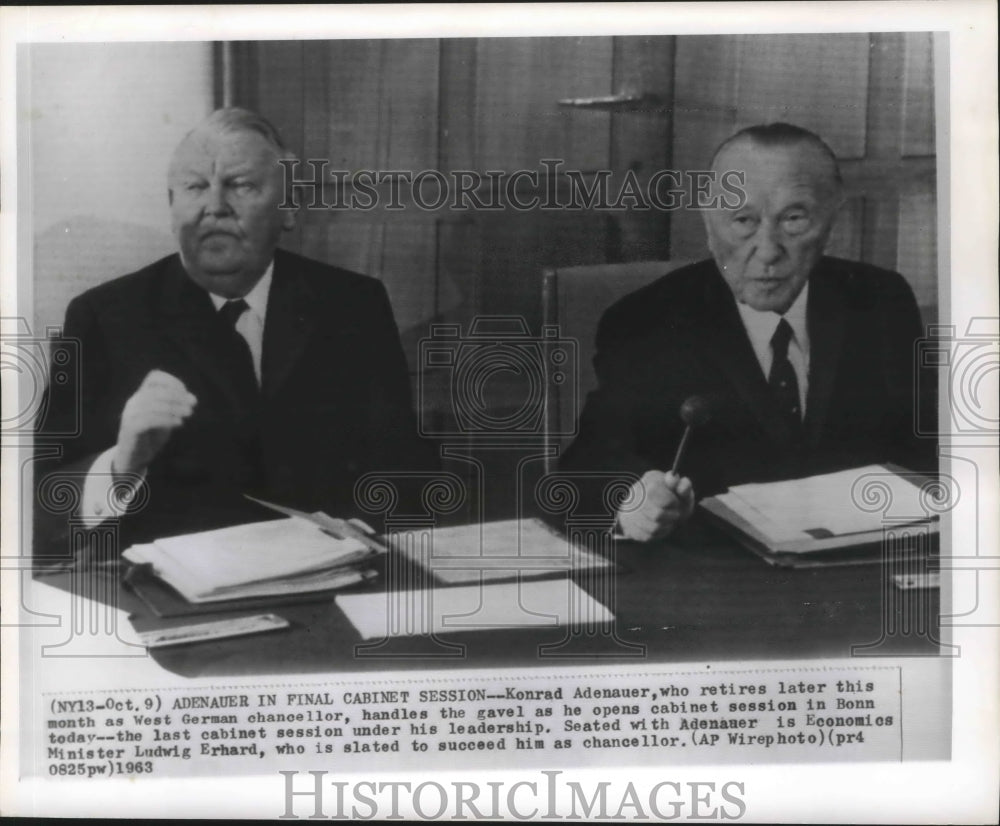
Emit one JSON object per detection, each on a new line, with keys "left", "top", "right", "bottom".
{"left": 35, "top": 515, "right": 941, "bottom": 678}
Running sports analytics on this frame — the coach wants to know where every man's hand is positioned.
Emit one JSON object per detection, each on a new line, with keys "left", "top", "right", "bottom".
{"left": 112, "top": 370, "right": 197, "bottom": 477}
{"left": 618, "top": 470, "right": 695, "bottom": 542}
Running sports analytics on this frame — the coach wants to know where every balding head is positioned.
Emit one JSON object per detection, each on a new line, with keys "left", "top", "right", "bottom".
{"left": 710, "top": 122, "right": 842, "bottom": 189}
{"left": 702, "top": 123, "right": 844, "bottom": 313}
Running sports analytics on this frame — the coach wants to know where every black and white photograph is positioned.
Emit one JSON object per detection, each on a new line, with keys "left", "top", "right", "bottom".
{"left": 1, "top": 3, "right": 997, "bottom": 821}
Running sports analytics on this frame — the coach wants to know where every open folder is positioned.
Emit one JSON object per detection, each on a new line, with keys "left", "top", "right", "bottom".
{"left": 699, "top": 464, "right": 940, "bottom": 567}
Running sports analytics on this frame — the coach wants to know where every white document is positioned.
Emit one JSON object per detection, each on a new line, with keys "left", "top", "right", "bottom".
{"left": 390, "top": 517, "right": 613, "bottom": 584}
{"left": 123, "top": 517, "right": 371, "bottom": 600}
{"left": 336, "top": 579, "right": 613, "bottom": 640}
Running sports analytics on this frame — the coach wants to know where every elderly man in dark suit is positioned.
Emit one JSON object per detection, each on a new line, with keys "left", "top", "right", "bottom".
{"left": 36, "top": 107, "right": 434, "bottom": 551}
{"left": 560, "top": 123, "right": 936, "bottom": 542}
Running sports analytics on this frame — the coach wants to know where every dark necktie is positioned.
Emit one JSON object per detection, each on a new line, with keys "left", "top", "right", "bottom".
{"left": 217, "top": 297, "right": 264, "bottom": 488}
{"left": 217, "top": 299, "right": 258, "bottom": 396}
{"left": 769, "top": 317, "right": 802, "bottom": 436}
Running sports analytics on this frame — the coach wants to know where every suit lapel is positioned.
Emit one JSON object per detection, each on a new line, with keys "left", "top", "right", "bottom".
{"left": 261, "top": 251, "right": 316, "bottom": 397}
{"left": 803, "top": 262, "right": 847, "bottom": 448}
{"left": 157, "top": 256, "right": 250, "bottom": 408}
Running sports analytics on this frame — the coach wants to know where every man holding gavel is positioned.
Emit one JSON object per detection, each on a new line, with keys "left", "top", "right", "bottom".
{"left": 560, "top": 123, "right": 936, "bottom": 542}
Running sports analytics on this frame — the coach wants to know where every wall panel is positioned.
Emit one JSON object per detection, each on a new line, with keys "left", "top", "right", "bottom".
{"left": 475, "top": 37, "right": 613, "bottom": 171}
{"left": 736, "top": 34, "right": 869, "bottom": 160}
{"left": 901, "top": 32, "right": 936, "bottom": 158}
{"left": 247, "top": 32, "right": 938, "bottom": 397}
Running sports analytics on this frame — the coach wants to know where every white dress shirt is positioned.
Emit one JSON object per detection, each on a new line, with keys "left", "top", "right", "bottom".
{"left": 735, "top": 282, "right": 810, "bottom": 415}
{"left": 78, "top": 263, "right": 274, "bottom": 526}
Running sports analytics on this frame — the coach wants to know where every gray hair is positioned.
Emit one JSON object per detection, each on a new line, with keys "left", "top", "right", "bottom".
{"left": 184, "top": 106, "right": 290, "bottom": 154}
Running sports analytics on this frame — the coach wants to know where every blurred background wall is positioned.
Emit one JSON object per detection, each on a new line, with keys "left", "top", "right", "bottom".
{"left": 235, "top": 34, "right": 938, "bottom": 367}
{"left": 22, "top": 42, "right": 214, "bottom": 340}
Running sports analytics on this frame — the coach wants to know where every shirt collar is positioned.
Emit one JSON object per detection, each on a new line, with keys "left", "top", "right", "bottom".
{"left": 735, "top": 280, "right": 810, "bottom": 351}
{"left": 207, "top": 261, "right": 273, "bottom": 322}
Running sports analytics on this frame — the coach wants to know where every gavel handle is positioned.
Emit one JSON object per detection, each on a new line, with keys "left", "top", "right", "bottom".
{"left": 671, "top": 425, "right": 693, "bottom": 475}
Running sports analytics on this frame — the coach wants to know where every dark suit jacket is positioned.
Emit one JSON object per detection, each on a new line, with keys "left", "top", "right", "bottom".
{"left": 560, "top": 257, "right": 937, "bottom": 506}
{"left": 35, "top": 249, "right": 436, "bottom": 551}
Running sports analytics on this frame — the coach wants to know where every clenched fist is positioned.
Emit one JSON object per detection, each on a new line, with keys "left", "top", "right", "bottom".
{"left": 617, "top": 470, "right": 695, "bottom": 542}
{"left": 112, "top": 370, "right": 197, "bottom": 477}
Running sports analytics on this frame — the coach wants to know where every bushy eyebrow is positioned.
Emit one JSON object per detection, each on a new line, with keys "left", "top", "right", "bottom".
{"left": 221, "top": 162, "right": 259, "bottom": 176}
{"left": 170, "top": 166, "right": 263, "bottom": 186}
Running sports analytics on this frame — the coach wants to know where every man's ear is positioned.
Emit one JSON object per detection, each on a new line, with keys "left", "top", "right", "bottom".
{"left": 279, "top": 152, "right": 299, "bottom": 231}
{"left": 701, "top": 208, "right": 719, "bottom": 256}
{"left": 830, "top": 182, "right": 847, "bottom": 214}
{"left": 825, "top": 185, "right": 848, "bottom": 233}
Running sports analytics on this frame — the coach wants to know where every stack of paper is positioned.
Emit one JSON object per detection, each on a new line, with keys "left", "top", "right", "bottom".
{"left": 123, "top": 517, "right": 379, "bottom": 603}
{"left": 701, "top": 465, "right": 939, "bottom": 560}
